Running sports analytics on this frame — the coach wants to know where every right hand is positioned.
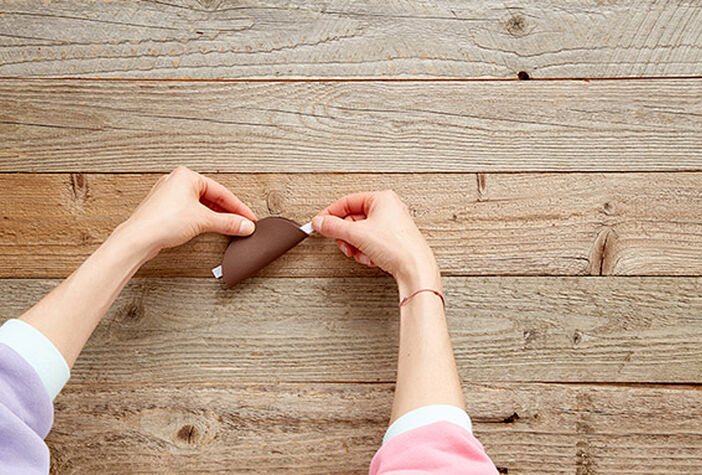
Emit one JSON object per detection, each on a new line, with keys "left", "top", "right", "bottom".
{"left": 312, "top": 191, "right": 440, "bottom": 289}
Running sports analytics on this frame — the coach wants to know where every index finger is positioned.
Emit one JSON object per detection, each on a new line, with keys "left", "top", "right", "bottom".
{"left": 318, "top": 192, "right": 375, "bottom": 219}
{"left": 200, "top": 175, "right": 257, "bottom": 221}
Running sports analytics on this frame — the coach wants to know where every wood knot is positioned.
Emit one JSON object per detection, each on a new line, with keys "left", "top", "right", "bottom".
{"left": 572, "top": 329, "right": 583, "bottom": 345}
{"left": 79, "top": 231, "right": 94, "bottom": 245}
{"left": 124, "top": 303, "right": 143, "bottom": 322}
{"left": 505, "top": 14, "right": 527, "bottom": 36}
{"left": 119, "top": 296, "right": 145, "bottom": 324}
{"left": 69, "top": 173, "right": 89, "bottom": 202}
{"left": 523, "top": 329, "right": 537, "bottom": 344}
{"left": 266, "top": 190, "right": 285, "bottom": 214}
{"left": 195, "top": 0, "right": 220, "bottom": 10}
{"left": 476, "top": 173, "right": 487, "bottom": 201}
{"left": 176, "top": 424, "right": 199, "bottom": 444}
{"left": 603, "top": 201, "right": 616, "bottom": 216}
{"left": 588, "top": 227, "right": 618, "bottom": 276}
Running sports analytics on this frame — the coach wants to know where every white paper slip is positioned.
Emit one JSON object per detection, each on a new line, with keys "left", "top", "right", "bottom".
{"left": 300, "top": 221, "right": 314, "bottom": 235}
{"left": 211, "top": 265, "right": 223, "bottom": 279}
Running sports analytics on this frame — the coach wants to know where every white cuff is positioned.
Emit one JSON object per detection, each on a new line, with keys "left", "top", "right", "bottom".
{"left": 0, "top": 319, "right": 70, "bottom": 401}
{"left": 383, "top": 404, "right": 473, "bottom": 445}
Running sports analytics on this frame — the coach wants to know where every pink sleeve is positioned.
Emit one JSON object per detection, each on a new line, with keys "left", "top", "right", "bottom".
{"left": 369, "top": 421, "right": 498, "bottom": 475}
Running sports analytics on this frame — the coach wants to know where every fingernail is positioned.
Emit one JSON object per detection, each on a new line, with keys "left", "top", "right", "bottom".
{"left": 312, "top": 216, "right": 324, "bottom": 231}
{"left": 359, "top": 254, "right": 371, "bottom": 266}
{"left": 340, "top": 243, "right": 350, "bottom": 257}
{"left": 239, "top": 219, "right": 255, "bottom": 235}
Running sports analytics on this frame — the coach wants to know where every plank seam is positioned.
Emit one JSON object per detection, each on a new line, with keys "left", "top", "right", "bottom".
{"left": 2, "top": 171, "right": 702, "bottom": 176}
{"left": 142, "top": 276, "right": 702, "bottom": 279}
{"left": 1, "top": 76, "right": 701, "bottom": 82}
{"left": 57, "top": 381, "right": 702, "bottom": 389}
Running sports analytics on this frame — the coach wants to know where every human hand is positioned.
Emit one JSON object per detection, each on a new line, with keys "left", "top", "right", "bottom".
{"left": 121, "top": 166, "right": 257, "bottom": 259}
{"left": 312, "top": 191, "right": 440, "bottom": 292}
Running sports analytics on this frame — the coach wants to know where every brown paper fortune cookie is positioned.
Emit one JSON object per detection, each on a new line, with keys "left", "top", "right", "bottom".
{"left": 221, "top": 216, "right": 308, "bottom": 288}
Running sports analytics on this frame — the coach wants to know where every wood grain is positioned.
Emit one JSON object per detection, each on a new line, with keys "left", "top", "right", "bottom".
{"left": 1, "top": 0, "right": 700, "bottom": 79}
{"left": 2, "top": 2, "right": 700, "bottom": 472}
{"left": 2, "top": 277, "right": 700, "bottom": 384}
{"left": 1, "top": 79, "right": 701, "bottom": 172}
{"left": 1, "top": 172, "right": 700, "bottom": 277}
{"left": 47, "top": 382, "right": 702, "bottom": 473}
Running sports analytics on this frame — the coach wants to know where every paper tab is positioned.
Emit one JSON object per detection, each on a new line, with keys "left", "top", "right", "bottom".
{"left": 300, "top": 221, "right": 314, "bottom": 235}
{"left": 211, "top": 265, "right": 223, "bottom": 279}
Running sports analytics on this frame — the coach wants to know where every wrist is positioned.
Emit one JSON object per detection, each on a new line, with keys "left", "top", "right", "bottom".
{"left": 395, "top": 256, "right": 442, "bottom": 298}
{"left": 110, "top": 220, "right": 161, "bottom": 264}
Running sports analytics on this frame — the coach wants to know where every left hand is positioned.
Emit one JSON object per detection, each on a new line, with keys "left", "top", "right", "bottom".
{"left": 121, "top": 166, "right": 257, "bottom": 259}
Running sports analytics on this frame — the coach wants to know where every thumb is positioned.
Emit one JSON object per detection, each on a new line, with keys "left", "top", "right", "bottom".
{"left": 312, "top": 215, "right": 359, "bottom": 243}
{"left": 202, "top": 209, "right": 256, "bottom": 236}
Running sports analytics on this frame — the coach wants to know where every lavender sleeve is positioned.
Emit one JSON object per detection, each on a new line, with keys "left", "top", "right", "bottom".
{"left": 0, "top": 343, "right": 54, "bottom": 473}
{"left": 0, "top": 317, "right": 71, "bottom": 475}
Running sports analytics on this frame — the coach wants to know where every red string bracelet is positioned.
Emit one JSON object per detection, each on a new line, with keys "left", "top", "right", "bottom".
{"left": 399, "top": 289, "right": 445, "bottom": 311}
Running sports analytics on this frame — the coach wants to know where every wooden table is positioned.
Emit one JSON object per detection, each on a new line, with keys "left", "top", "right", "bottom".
{"left": 1, "top": 1, "right": 701, "bottom": 473}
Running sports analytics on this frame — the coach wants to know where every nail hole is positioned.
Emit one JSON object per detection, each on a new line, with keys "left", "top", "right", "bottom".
{"left": 502, "top": 412, "right": 520, "bottom": 423}
{"left": 517, "top": 71, "right": 531, "bottom": 80}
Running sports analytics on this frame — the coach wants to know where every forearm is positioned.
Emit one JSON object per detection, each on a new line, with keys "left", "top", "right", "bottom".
{"left": 390, "top": 263, "right": 465, "bottom": 423}
{"left": 0, "top": 221, "right": 152, "bottom": 470}
{"left": 19, "top": 221, "right": 154, "bottom": 367}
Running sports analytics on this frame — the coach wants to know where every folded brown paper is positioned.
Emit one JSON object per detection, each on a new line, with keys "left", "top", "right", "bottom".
{"left": 221, "top": 216, "right": 308, "bottom": 288}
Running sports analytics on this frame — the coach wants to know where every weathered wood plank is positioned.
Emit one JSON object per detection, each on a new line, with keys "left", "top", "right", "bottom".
{"left": 2, "top": 277, "right": 700, "bottom": 384}
{"left": 1, "top": 173, "right": 700, "bottom": 277}
{"left": 47, "top": 382, "right": 702, "bottom": 473}
{"left": 1, "top": 0, "right": 700, "bottom": 79}
{"left": 1, "top": 79, "right": 700, "bottom": 172}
